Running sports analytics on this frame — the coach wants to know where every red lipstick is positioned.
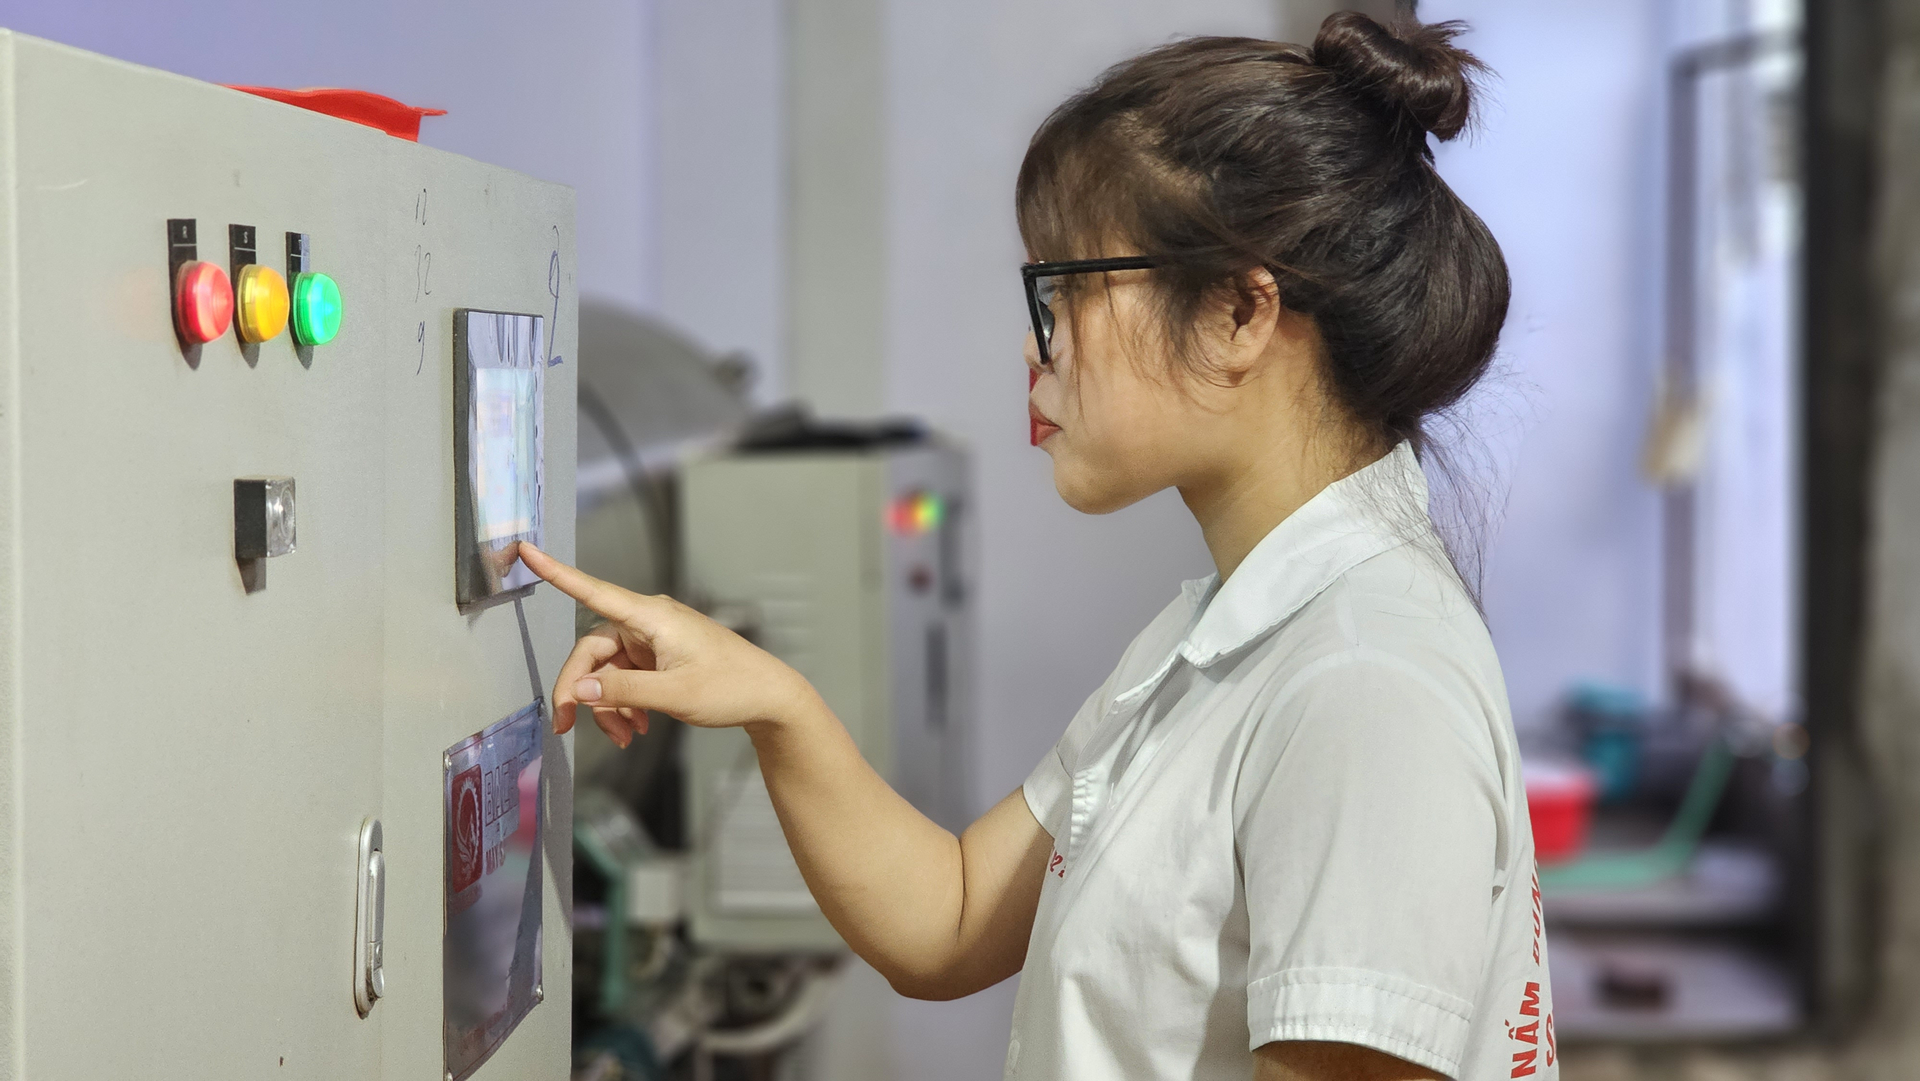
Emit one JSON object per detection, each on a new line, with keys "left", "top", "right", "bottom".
{"left": 1029, "top": 369, "right": 1060, "bottom": 445}
{"left": 1029, "top": 403, "right": 1061, "bottom": 446}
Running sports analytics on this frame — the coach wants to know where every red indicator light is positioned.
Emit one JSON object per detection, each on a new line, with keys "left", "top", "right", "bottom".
{"left": 174, "top": 260, "right": 233, "bottom": 344}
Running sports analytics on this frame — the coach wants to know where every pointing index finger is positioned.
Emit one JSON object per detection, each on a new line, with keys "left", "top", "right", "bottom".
{"left": 520, "top": 543, "right": 638, "bottom": 622}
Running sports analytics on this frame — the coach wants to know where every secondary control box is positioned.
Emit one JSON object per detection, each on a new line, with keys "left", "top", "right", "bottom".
{"left": 680, "top": 438, "right": 973, "bottom": 951}
{"left": 0, "top": 31, "right": 575, "bottom": 1081}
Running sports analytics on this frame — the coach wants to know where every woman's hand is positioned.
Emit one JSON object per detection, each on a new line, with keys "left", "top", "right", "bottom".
{"left": 518, "top": 544, "right": 816, "bottom": 748}
{"left": 525, "top": 544, "right": 1051, "bottom": 1001}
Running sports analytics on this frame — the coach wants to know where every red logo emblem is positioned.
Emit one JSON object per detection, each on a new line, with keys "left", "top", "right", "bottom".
{"left": 450, "top": 766, "right": 483, "bottom": 892}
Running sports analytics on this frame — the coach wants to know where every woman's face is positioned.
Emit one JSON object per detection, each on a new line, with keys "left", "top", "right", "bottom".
{"left": 1025, "top": 270, "right": 1233, "bottom": 514}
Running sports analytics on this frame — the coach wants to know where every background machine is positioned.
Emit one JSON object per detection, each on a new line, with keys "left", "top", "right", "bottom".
{"left": 0, "top": 33, "right": 576, "bottom": 1079}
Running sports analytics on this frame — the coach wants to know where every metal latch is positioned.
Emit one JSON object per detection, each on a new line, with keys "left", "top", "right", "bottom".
{"left": 354, "top": 818, "right": 386, "bottom": 1016}
{"left": 234, "top": 476, "right": 296, "bottom": 595}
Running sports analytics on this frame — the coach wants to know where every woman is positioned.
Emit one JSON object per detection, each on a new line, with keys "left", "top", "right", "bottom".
{"left": 523, "top": 12, "right": 1551, "bottom": 1080}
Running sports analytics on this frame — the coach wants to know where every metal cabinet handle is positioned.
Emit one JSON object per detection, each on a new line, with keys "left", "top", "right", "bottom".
{"left": 354, "top": 818, "right": 386, "bottom": 1016}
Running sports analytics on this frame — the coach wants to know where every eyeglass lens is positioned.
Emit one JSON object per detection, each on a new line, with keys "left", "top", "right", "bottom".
{"left": 1035, "top": 278, "right": 1058, "bottom": 346}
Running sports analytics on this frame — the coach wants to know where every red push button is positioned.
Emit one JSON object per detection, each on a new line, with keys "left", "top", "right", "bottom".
{"left": 174, "top": 260, "right": 233, "bottom": 343}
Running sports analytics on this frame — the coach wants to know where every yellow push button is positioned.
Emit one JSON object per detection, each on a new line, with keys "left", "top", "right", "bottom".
{"left": 235, "top": 264, "right": 290, "bottom": 343}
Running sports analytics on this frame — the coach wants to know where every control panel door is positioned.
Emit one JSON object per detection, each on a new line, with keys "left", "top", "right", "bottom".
{"left": 6, "top": 35, "right": 391, "bottom": 1079}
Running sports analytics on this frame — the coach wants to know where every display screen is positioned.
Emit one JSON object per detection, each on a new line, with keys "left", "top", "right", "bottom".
{"left": 473, "top": 368, "right": 540, "bottom": 543}
{"left": 454, "top": 309, "right": 545, "bottom": 608}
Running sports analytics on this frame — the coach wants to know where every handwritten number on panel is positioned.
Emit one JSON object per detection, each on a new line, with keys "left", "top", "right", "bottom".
{"left": 413, "top": 190, "right": 430, "bottom": 375}
{"left": 415, "top": 247, "right": 432, "bottom": 300}
{"left": 546, "top": 226, "right": 564, "bottom": 366}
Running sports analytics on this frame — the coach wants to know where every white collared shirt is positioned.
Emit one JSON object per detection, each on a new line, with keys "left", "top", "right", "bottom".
{"left": 1009, "top": 443, "right": 1556, "bottom": 1081}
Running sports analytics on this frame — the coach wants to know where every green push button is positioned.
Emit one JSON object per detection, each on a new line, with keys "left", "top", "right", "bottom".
{"left": 291, "top": 272, "right": 342, "bottom": 346}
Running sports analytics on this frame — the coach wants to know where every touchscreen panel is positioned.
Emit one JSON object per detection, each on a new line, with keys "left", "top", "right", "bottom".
{"left": 454, "top": 309, "right": 545, "bottom": 608}
{"left": 473, "top": 367, "right": 540, "bottom": 543}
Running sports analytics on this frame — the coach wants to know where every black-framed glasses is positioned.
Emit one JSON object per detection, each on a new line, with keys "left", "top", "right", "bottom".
{"left": 1022, "top": 256, "right": 1162, "bottom": 368}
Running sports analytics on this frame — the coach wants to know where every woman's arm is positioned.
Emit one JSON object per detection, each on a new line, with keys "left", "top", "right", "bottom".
{"left": 752, "top": 693, "right": 1053, "bottom": 997}
{"left": 1254, "top": 1042, "right": 1443, "bottom": 1081}
{"left": 521, "top": 545, "right": 1052, "bottom": 1000}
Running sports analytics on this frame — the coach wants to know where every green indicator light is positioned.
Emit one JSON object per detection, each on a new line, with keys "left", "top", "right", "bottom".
{"left": 917, "top": 493, "right": 945, "bottom": 532}
{"left": 291, "top": 272, "right": 343, "bottom": 346}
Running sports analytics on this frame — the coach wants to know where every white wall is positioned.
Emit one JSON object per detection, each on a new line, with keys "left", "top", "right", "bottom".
{"left": 1422, "top": 0, "right": 1670, "bottom": 729}
{"left": 2, "top": 0, "right": 656, "bottom": 314}
{"left": 653, "top": 0, "right": 788, "bottom": 402}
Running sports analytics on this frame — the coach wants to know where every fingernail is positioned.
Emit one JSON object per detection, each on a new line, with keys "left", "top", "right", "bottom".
{"left": 576, "top": 677, "right": 602, "bottom": 702}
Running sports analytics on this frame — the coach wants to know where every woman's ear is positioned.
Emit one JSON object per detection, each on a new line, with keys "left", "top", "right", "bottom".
{"left": 1213, "top": 269, "right": 1283, "bottom": 379}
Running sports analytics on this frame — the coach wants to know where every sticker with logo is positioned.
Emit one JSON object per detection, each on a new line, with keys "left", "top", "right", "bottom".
{"left": 449, "top": 765, "right": 484, "bottom": 894}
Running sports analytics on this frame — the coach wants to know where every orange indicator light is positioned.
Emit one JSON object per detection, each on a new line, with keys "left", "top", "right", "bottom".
{"left": 235, "top": 264, "right": 290, "bottom": 343}
{"left": 173, "top": 260, "right": 233, "bottom": 344}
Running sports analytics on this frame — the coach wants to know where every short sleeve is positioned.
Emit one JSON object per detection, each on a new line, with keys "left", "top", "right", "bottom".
{"left": 1236, "top": 653, "right": 1504, "bottom": 1078}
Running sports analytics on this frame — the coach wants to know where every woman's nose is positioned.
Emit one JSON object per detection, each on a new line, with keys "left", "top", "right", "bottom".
{"left": 1023, "top": 330, "right": 1044, "bottom": 374}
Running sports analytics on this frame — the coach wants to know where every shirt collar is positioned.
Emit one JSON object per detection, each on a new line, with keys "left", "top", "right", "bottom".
{"left": 1176, "top": 441, "right": 1435, "bottom": 668}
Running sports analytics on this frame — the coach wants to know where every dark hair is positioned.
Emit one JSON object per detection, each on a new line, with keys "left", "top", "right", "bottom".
{"left": 1015, "top": 12, "right": 1510, "bottom": 457}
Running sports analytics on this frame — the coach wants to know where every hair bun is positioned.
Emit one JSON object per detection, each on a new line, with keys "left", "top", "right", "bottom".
{"left": 1311, "top": 11, "right": 1483, "bottom": 142}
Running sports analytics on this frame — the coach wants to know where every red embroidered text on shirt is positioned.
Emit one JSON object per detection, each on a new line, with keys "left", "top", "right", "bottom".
{"left": 1506, "top": 982, "right": 1555, "bottom": 1077}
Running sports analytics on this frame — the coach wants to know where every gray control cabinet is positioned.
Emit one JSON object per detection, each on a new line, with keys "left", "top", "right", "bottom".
{"left": 0, "top": 32, "right": 575, "bottom": 1079}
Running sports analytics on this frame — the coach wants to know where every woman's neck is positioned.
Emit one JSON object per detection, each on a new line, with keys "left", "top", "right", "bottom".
{"left": 1181, "top": 433, "right": 1383, "bottom": 581}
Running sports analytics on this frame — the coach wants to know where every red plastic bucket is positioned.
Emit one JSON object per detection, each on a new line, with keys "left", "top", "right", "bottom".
{"left": 1526, "top": 762, "right": 1599, "bottom": 865}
